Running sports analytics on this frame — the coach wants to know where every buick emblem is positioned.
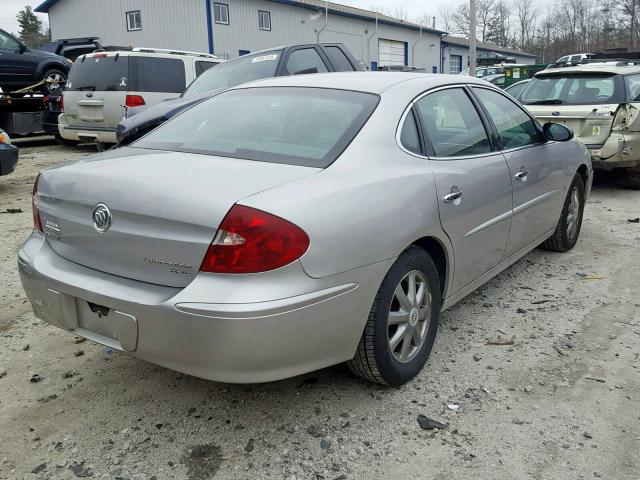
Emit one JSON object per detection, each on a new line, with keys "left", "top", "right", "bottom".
{"left": 92, "top": 203, "right": 112, "bottom": 233}
{"left": 552, "top": 111, "right": 561, "bottom": 116}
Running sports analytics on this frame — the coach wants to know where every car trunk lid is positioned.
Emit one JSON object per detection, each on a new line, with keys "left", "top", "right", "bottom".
{"left": 36, "top": 147, "right": 319, "bottom": 287}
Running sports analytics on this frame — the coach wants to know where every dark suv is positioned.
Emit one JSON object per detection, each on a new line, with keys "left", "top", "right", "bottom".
{"left": 117, "top": 43, "right": 365, "bottom": 145}
{"left": 0, "top": 29, "right": 72, "bottom": 93}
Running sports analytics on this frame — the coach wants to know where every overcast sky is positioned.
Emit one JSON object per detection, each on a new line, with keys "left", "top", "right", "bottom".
{"left": 0, "top": 0, "right": 451, "bottom": 35}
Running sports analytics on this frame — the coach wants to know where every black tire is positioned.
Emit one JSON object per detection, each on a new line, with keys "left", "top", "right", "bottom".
{"left": 348, "top": 246, "right": 441, "bottom": 387}
{"left": 625, "top": 166, "right": 640, "bottom": 189}
{"left": 41, "top": 68, "right": 67, "bottom": 93}
{"left": 542, "top": 173, "right": 585, "bottom": 252}
{"left": 54, "top": 134, "right": 79, "bottom": 147}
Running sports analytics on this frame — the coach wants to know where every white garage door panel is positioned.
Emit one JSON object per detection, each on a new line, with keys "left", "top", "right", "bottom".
{"left": 378, "top": 39, "right": 405, "bottom": 67}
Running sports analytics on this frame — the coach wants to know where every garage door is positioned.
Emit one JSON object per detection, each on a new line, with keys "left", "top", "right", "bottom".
{"left": 378, "top": 39, "right": 406, "bottom": 67}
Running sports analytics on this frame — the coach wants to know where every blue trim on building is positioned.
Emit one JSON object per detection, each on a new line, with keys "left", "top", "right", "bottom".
{"left": 34, "top": 0, "right": 57, "bottom": 13}
{"left": 205, "top": 0, "right": 214, "bottom": 54}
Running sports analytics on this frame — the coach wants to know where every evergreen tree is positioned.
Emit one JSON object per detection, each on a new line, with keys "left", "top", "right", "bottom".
{"left": 17, "top": 6, "right": 49, "bottom": 48}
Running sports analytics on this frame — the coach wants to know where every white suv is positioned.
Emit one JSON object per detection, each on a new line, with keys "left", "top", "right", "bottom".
{"left": 521, "top": 62, "right": 640, "bottom": 188}
{"left": 58, "top": 48, "right": 222, "bottom": 146}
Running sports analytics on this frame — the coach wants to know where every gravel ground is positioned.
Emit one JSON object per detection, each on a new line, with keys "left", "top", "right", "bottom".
{"left": 1, "top": 139, "right": 639, "bottom": 480}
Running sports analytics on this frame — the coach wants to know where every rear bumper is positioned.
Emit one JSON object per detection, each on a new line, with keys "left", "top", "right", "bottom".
{"left": 588, "top": 132, "right": 640, "bottom": 170}
{"left": 18, "top": 232, "right": 391, "bottom": 383}
{"left": 0, "top": 143, "right": 19, "bottom": 176}
{"left": 58, "top": 113, "right": 117, "bottom": 144}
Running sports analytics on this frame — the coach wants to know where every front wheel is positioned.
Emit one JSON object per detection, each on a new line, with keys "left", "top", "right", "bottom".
{"left": 542, "top": 173, "right": 585, "bottom": 252}
{"left": 348, "top": 246, "right": 441, "bottom": 386}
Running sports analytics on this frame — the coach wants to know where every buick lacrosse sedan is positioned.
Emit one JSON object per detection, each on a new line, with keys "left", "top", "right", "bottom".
{"left": 19, "top": 73, "right": 592, "bottom": 386}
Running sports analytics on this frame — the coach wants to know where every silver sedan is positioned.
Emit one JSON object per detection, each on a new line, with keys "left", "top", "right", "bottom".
{"left": 18, "top": 73, "right": 592, "bottom": 386}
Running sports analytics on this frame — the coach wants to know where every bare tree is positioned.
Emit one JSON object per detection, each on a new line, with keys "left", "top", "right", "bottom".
{"left": 515, "top": 0, "right": 537, "bottom": 50}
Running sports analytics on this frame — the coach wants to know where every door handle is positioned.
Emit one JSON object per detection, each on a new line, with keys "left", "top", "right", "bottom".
{"left": 514, "top": 168, "right": 529, "bottom": 181}
{"left": 443, "top": 189, "right": 463, "bottom": 205}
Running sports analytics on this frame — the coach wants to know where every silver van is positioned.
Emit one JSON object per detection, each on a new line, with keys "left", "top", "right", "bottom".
{"left": 58, "top": 48, "right": 222, "bottom": 145}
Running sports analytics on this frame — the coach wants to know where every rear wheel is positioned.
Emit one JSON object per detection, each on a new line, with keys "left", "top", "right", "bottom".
{"left": 542, "top": 173, "right": 585, "bottom": 252}
{"left": 41, "top": 68, "right": 67, "bottom": 93}
{"left": 625, "top": 166, "right": 640, "bottom": 189}
{"left": 348, "top": 246, "right": 441, "bottom": 386}
{"left": 54, "top": 134, "right": 79, "bottom": 147}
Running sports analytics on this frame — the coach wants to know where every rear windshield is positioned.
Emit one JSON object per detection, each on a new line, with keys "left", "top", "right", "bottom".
{"left": 67, "top": 55, "right": 129, "bottom": 91}
{"left": 134, "top": 87, "right": 379, "bottom": 168}
{"left": 182, "top": 50, "right": 281, "bottom": 98}
{"left": 66, "top": 55, "right": 186, "bottom": 92}
{"left": 521, "top": 73, "right": 624, "bottom": 105}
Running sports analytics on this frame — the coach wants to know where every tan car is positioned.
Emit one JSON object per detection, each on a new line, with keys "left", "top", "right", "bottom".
{"left": 521, "top": 62, "right": 640, "bottom": 188}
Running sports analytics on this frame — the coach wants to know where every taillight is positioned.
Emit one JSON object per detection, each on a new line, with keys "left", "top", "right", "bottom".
{"left": 32, "top": 174, "right": 43, "bottom": 232}
{"left": 200, "top": 205, "right": 309, "bottom": 274}
{"left": 59, "top": 94, "right": 64, "bottom": 111}
{"left": 125, "top": 95, "right": 145, "bottom": 108}
{"left": 93, "top": 53, "right": 107, "bottom": 58}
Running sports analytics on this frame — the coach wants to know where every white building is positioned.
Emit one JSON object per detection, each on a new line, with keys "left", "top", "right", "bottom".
{"left": 35, "top": 0, "right": 446, "bottom": 71}
{"left": 441, "top": 36, "right": 537, "bottom": 74}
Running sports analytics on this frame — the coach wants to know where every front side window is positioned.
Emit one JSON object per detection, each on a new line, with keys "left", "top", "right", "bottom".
{"left": 214, "top": 3, "right": 229, "bottom": 25}
{"left": 473, "top": 88, "right": 541, "bottom": 150}
{"left": 522, "top": 74, "right": 622, "bottom": 105}
{"left": 414, "top": 88, "right": 491, "bottom": 157}
{"left": 258, "top": 10, "right": 271, "bottom": 31}
{"left": 0, "top": 31, "right": 20, "bottom": 50}
{"left": 126, "top": 11, "right": 142, "bottom": 31}
{"left": 134, "top": 87, "right": 379, "bottom": 168}
{"left": 284, "top": 48, "right": 328, "bottom": 75}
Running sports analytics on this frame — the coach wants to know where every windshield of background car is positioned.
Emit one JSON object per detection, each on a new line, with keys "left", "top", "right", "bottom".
{"left": 183, "top": 51, "right": 282, "bottom": 98}
{"left": 521, "top": 73, "right": 624, "bottom": 105}
{"left": 134, "top": 87, "right": 379, "bottom": 168}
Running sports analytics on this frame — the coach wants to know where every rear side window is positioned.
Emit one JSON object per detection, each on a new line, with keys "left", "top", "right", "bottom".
{"left": 195, "top": 61, "right": 217, "bottom": 77}
{"left": 131, "top": 57, "right": 186, "bottom": 93}
{"left": 324, "top": 46, "right": 354, "bottom": 71}
{"left": 284, "top": 48, "right": 328, "bottom": 75}
{"left": 626, "top": 74, "right": 640, "bottom": 101}
{"left": 400, "top": 111, "right": 421, "bottom": 155}
{"left": 415, "top": 88, "right": 491, "bottom": 158}
{"left": 134, "top": 87, "right": 379, "bottom": 168}
{"left": 66, "top": 55, "right": 129, "bottom": 91}
{"left": 473, "top": 88, "right": 541, "bottom": 149}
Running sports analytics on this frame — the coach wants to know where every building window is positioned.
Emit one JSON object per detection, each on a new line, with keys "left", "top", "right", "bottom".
{"left": 449, "top": 54, "right": 462, "bottom": 74}
{"left": 126, "top": 10, "right": 142, "bottom": 31}
{"left": 214, "top": 3, "right": 229, "bottom": 25}
{"left": 258, "top": 10, "right": 271, "bottom": 31}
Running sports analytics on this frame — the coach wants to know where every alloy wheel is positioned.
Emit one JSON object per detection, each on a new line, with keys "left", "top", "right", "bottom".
{"left": 566, "top": 186, "right": 581, "bottom": 240}
{"left": 387, "top": 270, "right": 432, "bottom": 363}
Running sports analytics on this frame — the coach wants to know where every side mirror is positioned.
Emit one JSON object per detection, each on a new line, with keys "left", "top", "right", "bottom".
{"left": 18, "top": 43, "right": 27, "bottom": 53}
{"left": 543, "top": 122, "right": 573, "bottom": 142}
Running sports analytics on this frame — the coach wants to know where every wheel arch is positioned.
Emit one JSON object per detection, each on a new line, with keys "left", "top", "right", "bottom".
{"left": 35, "top": 60, "right": 69, "bottom": 81}
{"left": 408, "top": 235, "right": 451, "bottom": 299}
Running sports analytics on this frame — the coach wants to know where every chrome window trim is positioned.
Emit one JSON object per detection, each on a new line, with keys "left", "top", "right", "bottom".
{"left": 395, "top": 83, "right": 498, "bottom": 161}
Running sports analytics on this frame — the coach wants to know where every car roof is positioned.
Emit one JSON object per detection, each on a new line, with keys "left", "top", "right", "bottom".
{"left": 231, "top": 71, "right": 491, "bottom": 95}
{"left": 541, "top": 62, "right": 640, "bottom": 76}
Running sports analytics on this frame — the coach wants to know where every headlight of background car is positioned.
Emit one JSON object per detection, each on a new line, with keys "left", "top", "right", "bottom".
{"left": 0, "top": 129, "right": 11, "bottom": 145}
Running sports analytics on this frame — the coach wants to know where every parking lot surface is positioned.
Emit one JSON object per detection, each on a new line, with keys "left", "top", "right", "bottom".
{"left": 1, "top": 139, "right": 639, "bottom": 480}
